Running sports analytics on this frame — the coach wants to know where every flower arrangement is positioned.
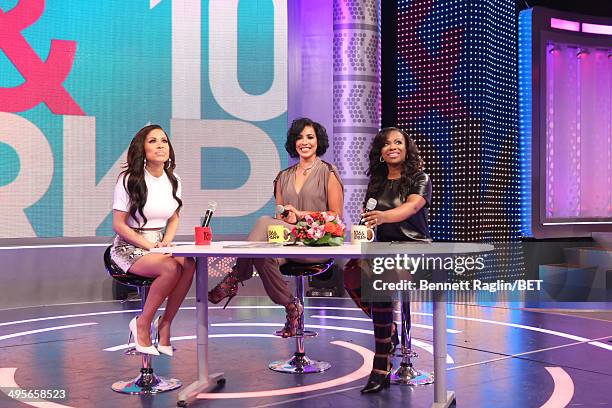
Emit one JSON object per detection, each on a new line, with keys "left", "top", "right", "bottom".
{"left": 291, "top": 211, "right": 346, "bottom": 246}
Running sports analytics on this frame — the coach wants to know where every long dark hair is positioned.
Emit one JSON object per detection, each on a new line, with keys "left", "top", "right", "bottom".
{"left": 364, "top": 127, "right": 424, "bottom": 205}
{"left": 119, "top": 125, "right": 182, "bottom": 227}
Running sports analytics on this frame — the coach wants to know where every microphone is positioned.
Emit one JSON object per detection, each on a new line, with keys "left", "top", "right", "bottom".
{"left": 359, "top": 198, "right": 378, "bottom": 225}
{"left": 201, "top": 201, "right": 218, "bottom": 227}
{"left": 276, "top": 204, "right": 290, "bottom": 217}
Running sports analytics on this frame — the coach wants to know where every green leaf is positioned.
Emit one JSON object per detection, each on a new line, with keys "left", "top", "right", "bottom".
{"left": 328, "top": 237, "right": 344, "bottom": 246}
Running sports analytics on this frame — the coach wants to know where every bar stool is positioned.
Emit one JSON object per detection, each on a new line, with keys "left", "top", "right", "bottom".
{"left": 104, "top": 246, "right": 182, "bottom": 394}
{"left": 269, "top": 260, "right": 334, "bottom": 374}
{"left": 391, "top": 290, "right": 434, "bottom": 385}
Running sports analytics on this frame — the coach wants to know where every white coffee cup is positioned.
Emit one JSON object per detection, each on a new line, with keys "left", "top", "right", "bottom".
{"left": 350, "top": 225, "right": 374, "bottom": 244}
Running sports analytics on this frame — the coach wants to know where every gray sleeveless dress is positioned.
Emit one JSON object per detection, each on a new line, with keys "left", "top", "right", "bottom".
{"left": 232, "top": 158, "right": 344, "bottom": 305}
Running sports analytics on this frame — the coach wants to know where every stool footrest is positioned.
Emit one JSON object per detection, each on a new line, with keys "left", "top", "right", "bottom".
{"left": 396, "top": 348, "right": 418, "bottom": 359}
{"left": 390, "top": 362, "right": 434, "bottom": 386}
{"left": 274, "top": 329, "right": 318, "bottom": 338}
{"left": 269, "top": 353, "right": 331, "bottom": 374}
{"left": 111, "top": 368, "right": 182, "bottom": 394}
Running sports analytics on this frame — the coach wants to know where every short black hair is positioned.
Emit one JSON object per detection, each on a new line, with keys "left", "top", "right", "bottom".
{"left": 285, "top": 118, "right": 329, "bottom": 158}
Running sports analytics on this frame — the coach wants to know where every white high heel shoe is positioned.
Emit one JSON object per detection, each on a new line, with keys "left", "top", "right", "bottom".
{"left": 153, "top": 315, "right": 173, "bottom": 357}
{"left": 129, "top": 316, "right": 159, "bottom": 356}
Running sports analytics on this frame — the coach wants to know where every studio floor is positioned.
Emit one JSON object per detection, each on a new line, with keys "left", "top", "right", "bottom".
{"left": 0, "top": 294, "right": 611, "bottom": 408}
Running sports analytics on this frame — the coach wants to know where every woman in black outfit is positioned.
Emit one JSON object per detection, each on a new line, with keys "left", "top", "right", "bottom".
{"left": 344, "top": 127, "right": 432, "bottom": 393}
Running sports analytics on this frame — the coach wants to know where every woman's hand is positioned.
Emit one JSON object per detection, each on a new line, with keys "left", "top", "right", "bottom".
{"left": 361, "top": 210, "right": 388, "bottom": 228}
{"left": 281, "top": 204, "right": 301, "bottom": 224}
{"left": 155, "top": 241, "right": 175, "bottom": 248}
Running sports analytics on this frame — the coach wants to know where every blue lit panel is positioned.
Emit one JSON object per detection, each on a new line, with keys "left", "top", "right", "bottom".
{"left": 518, "top": 9, "right": 533, "bottom": 237}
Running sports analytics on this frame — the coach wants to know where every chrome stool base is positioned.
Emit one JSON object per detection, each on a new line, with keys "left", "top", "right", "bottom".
{"left": 391, "top": 362, "right": 434, "bottom": 386}
{"left": 269, "top": 353, "right": 331, "bottom": 374}
{"left": 271, "top": 260, "right": 335, "bottom": 375}
{"left": 112, "top": 368, "right": 182, "bottom": 394}
{"left": 274, "top": 329, "right": 318, "bottom": 338}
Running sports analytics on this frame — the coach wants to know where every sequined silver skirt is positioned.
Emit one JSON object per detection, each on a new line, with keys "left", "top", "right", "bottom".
{"left": 110, "top": 229, "right": 164, "bottom": 273}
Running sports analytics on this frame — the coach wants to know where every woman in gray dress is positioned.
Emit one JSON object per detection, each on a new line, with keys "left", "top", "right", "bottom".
{"left": 208, "top": 118, "right": 344, "bottom": 337}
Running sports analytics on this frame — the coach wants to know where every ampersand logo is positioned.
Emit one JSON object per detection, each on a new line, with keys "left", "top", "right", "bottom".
{"left": 0, "top": 0, "right": 85, "bottom": 115}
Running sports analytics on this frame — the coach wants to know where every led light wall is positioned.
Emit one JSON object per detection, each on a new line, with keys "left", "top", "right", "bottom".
{"left": 395, "top": 0, "right": 519, "bottom": 241}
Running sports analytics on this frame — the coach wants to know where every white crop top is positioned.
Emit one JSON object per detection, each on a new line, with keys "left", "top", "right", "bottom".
{"left": 113, "top": 170, "right": 182, "bottom": 228}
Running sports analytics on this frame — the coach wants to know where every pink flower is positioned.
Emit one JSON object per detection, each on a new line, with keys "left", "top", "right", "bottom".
{"left": 312, "top": 225, "right": 325, "bottom": 239}
{"left": 323, "top": 212, "right": 335, "bottom": 222}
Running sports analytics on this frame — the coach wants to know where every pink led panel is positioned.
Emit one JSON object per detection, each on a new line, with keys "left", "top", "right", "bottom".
{"left": 550, "top": 18, "right": 580, "bottom": 32}
{"left": 582, "top": 23, "right": 612, "bottom": 36}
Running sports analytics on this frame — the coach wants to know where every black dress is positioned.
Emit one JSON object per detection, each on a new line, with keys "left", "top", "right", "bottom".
{"left": 343, "top": 171, "right": 432, "bottom": 374}
{"left": 374, "top": 171, "right": 432, "bottom": 242}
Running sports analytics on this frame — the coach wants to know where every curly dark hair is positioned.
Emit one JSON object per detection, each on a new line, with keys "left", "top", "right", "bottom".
{"left": 364, "top": 127, "right": 424, "bottom": 206}
{"left": 285, "top": 117, "right": 329, "bottom": 158}
{"left": 118, "top": 125, "right": 182, "bottom": 227}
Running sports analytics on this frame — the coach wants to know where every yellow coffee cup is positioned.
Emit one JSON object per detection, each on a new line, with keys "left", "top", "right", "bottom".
{"left": 267, "top": 225, "right": 291, "bottom": 243}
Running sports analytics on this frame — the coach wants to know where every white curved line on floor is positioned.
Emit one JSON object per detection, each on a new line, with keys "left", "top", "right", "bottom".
{"left": 0, "top": 306, "right": 393, "bottom": 328}
{"left": 0, "top": 368, "right": 75, "bottom": 408}
{"left": 1, "top": 305, "right": 610, "bottom": 352}
{"left": 540, "top": 367, "right": 574, "bottom": 408}
{"left": 0, "top": 310, "right": 140, "bottom": 327}
{"left": 449, "top": 334, "right": 612, "bottom": 371}
{"left": 0, "top": 323, "right": 97, "bottom": 342}
{"left": 103, "top": 333, "right": 277, "bottom": 351}
{"left": 584, "top": 340, "right": 612, "bottom": 351}
{"left": 439, "top": 314, "right": 612, "bottom": 352}
{"left": 197, "top": 340, "right": 373, "bottom": 399}
{"left": 294, "top": 323, "right": 453, "bottom": 364}
{"left": 101, "top": 323, "right": 454, "bottom": 364}
{"left": 310, "top": 314, "right": 462, "bottom": 333}
{"left": 0, "top": 306, "right": 347, "bottom": 328}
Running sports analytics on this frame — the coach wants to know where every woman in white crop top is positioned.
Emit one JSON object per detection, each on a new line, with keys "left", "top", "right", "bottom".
{"left": 110, "top": 124, "right": 195, "bottom": 356}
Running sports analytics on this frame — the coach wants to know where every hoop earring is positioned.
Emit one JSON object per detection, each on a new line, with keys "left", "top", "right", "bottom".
{"left": 165, "top": 158, "right": 172, "bottom": 169}
{"left": 379, "top": 155, "right": 385, "bottom": 163}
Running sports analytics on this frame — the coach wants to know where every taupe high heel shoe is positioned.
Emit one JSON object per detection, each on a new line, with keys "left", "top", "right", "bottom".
{"left": 278, "top": 297, "right": 303, "bottom": 338}
{"left": 208, "top": 270, "right": 243, "bottom": 309}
